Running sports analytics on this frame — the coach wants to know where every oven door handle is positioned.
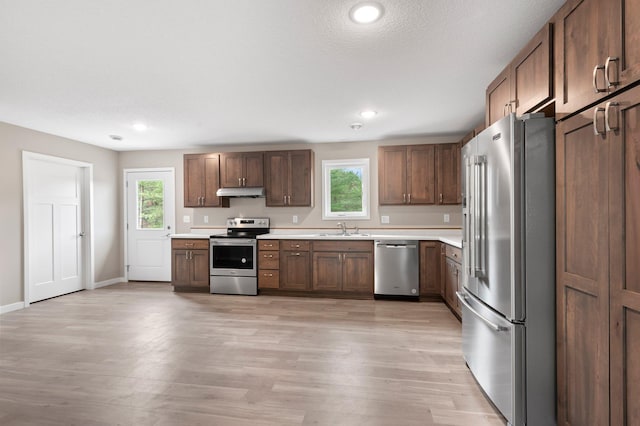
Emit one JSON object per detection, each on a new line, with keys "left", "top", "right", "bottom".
{"left": 210, "top": 239, "right": 256, "bottom": 246}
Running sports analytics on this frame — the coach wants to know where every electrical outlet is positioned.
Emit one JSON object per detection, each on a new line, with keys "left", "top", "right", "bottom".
{"left": 444, "top": 214, "right": 450, "bottom": 223}
{"left": 183, "top": 215, "right": 191, "bottom": 224}
{"left": 381, "top": 215, "right": 390, "bottom": 224}
{"left": 292, "top": 215, "right": 298, "bottom": 224}
{"left": 203, "top": 215, "right": 209, "bottom": 224}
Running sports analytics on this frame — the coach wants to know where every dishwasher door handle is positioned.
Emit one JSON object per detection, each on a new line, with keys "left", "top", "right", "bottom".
{"left": 376, "top": 244, "right": 417, "bottom": 249}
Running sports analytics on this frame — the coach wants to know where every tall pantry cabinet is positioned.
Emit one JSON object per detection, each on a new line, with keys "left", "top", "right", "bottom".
{"left": 554, "top": 0, "right": 640, "bottom": 423}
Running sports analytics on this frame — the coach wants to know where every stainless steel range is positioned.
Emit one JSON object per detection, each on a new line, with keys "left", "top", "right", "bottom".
{"left": 210, "top": 217, "right": 270, "bottom": 295}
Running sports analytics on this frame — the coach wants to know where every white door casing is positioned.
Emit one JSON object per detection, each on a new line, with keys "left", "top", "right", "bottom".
{"left": 125, "top": 169, "right": 175, "bottom": 282}
{"left": 23, "top": 152, "right": 93, "bottom": 304}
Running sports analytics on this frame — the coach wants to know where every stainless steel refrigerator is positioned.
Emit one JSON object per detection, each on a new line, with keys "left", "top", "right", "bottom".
{"left": 459, "top": 113, "right": 556, "bottom": 426}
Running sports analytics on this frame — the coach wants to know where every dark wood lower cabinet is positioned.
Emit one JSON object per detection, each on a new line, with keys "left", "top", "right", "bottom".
{"left": 171, "top": 239, "right": 209, "bottom": 291}
{"left": 419, "top": 241, "right": 441, "bottom": 297}
{"left": 280, "top": 251, "right": 310, "bottom": 290}
{"left": 312, "top": 241, "right": 373, "bottom": 294}
{"left": 557, "top": 84, "right": 640, "bottom": 425}
{"left": 439, "top": 243, "right": 461, "bottom": 318}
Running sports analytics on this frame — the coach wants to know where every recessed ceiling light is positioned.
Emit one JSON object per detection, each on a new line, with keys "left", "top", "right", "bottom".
{"left": 109, "top": 134, "right": 123, "bottom": 141}
{"left": 132, "top": 122, "right": 148, "bottom": 132}
{"left": 350, "top": 2, "right": 384, "bottom": 24}
{"left": 360, "top": 110, "right": 377, "bottom": 119}
{"left": 350, "top": 122, "right": 363, "bottom": 130}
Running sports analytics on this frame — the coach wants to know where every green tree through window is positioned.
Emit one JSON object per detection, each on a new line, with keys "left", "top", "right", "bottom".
{"left": 137, "top": 180, "right": 164, "bottom": 229}
{"left": 322, "top": 158, "right": 369, "bottom": 220}
{"left": 330, "top": 168, "right": 363, "bottom": 212}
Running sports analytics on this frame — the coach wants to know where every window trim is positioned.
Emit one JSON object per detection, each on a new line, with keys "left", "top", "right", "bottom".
{"left": 322, "top": 158, "right": 370, "bottom": 220}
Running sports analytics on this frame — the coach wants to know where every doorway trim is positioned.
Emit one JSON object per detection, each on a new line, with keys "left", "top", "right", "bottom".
{"left": 123, "top": 167, "right": 176, "bottom": 282}
{"left": 22, "top": 151, "right": 94, "bottom": 307}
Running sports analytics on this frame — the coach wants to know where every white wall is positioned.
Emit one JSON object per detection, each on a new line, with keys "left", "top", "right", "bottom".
{"left": 0, "top": 122, "right": 121, "bottom": 307}
{"left": 119, "top": 136, "right": 464, "bottom": 233}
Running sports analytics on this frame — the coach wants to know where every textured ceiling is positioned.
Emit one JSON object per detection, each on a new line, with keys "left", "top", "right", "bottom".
{"left": 0, "top": 0, "right": 565, "bottom": 151}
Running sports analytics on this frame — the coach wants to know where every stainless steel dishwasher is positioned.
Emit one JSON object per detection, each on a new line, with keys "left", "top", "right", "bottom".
{"left": 374, "top": 240, "right": 419, "bottom": 297}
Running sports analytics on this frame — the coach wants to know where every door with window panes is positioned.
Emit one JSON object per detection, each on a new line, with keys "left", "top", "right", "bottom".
{"left": 126, "top": 170, "right": 175, "bottom": 281}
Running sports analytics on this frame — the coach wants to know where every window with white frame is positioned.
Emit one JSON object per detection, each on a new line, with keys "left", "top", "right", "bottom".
{"left": 322, "top": 158, "right": 370, "bottom": 220}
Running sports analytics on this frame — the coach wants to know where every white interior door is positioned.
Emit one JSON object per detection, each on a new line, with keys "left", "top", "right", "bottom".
{"left": 126, "top": 170, "right": 175, "bottom": 281}
{"left": 26, "top": 158, "right": 85, "bottom": 303}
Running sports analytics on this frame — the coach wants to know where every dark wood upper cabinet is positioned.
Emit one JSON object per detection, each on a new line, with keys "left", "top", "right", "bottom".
{"left": 555, "top": 0, "right": 640, "bottom": 116}
{"left": 407, "top": 145, "right": 436, "bottom": 204}
{"left": 511, "top": 23, "right": 553, "bottom": 115}
{"left": 435, "top": 143, "right": 461, "bottom": 204}
{"left": 378, "top": 145, "right": 407, "bottom": 205}
{"left": 264, "top": 150, "right": 313, "bottom": 207}
{"left": 486, "top": 66, "right": 512, "bottom": 127}
{"left": 219, "top": 152, "right": 264, "bottom": 188}
{"left": 379, "top": 143, "right": 460, "bottom": 206}
{"left": 183, "top": 153, "right": 228, "bottom": 208}
{"left": 379, "top": 144, "right": 458, "bottom": 205}
{"left": 486, "top": 23, "right": 554, "bottom": 127}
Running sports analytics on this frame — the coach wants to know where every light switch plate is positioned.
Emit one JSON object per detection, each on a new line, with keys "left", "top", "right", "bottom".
{"left": 381, "top": 215, "right": 390, "bottom": 224}
{"left": 203, "top": 215, "right": 209, "bottom": 224}
{"left": 183, "top": 215, "right": 191, "bottom": 223}
{"left": 292, "top": 215, "right": 298, "bottom": 224}
{"left": 444, "top": 214, "right": 450, "bottom": 223}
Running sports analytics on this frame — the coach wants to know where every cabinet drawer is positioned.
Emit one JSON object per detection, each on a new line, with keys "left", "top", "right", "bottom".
{"left": 259, "top": 240, "right": 280, "bottom": 250}
{"left": 259, "top": 270, "right": 280, "bottom": 288}
{"left": 312, "top": 240, "right": 373, "bottom": 252}
{"left": 172, "top": 239, "right": 209, "bottom": 250}
{"left": 259, "top": 251, "right": 280, "bottom": 269}
{"left": 445, "top": 244, "right": 462, "bottom": 262}
{"left": 281, "top": 240, "right": 310, "bottom": 251}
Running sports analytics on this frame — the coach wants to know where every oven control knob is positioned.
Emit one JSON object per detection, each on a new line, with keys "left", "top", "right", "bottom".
{"left": 241, "top": 258, "right": 247, "bottom": 263}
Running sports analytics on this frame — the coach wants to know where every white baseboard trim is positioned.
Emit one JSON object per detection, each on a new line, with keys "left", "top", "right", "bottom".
{"left": 0, "top": 301, "right": 26, "bottom": 315}
{"left": 94, "top": 277, "right": 125, "bottom": 289}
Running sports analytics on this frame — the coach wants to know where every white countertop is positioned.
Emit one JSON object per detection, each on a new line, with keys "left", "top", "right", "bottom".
{"left": 172, "top": 228, "right": 462, "bottom": 248}
{"left": 258, "top": 229, "right": 462, "bottom": 248}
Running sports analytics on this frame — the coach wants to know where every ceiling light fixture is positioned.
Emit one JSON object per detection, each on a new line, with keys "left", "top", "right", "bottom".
{"left": 349, "top": 2, "right": 384, "bottom": 24}
{"left": 109, "top": 134, "right": 123, "bottom": 141}
{"left": 360, "top": 110, "right": 377, "bottom": 119}
{"left": 132, "top": 122, "right": 148, "bottom": 132}
{"left": 350, "top": 122, "right": 363, "bottom": 130}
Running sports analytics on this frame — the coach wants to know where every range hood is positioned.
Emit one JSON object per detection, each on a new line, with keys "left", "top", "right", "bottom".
{"left": 216, "top": 187, "right": 265, "bottom": 198}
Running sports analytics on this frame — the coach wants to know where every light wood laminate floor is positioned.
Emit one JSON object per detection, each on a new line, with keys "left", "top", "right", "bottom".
{"left": 0, "top": 283, "right": 504, "bottom": 425}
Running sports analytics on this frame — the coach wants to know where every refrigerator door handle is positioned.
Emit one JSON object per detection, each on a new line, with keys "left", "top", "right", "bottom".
{"left": 464, "top": 156, "right": 474, "bottom": 277}
{"left": 457, "top": 291, "right": 507, "bottom": 332}
{"left": 474, "top": 156, "right": 487, "bottom": 277}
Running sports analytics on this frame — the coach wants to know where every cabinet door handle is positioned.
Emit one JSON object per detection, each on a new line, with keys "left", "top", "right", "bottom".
{"left": 593, "top": 107, "right": 606, "bottom": 135}
{"left": 242, "top": 177, "right": 246, "bottom": 186}
{"left": 283, "top": 195, "right": 287, "bottom": 204}
{"left": 605, "top": 56, "right": 620, "bottom": 88}
{"left": 439, "top": 193, "right": 443, "bottom": 204}
{"left": 264, "top": 273, "right": 273, "bottom": 277}
{"left": 185, "top": 251, "right": 189, "bottom": 260}
{"left": 408, "top": 193, "right": 411, "bottom": 204}
{"left": 605, "top": 101, "right": 619, "bottom": 132}
{"left": 593, "top": 64, "right": 606, "bottom": 93}
{"left": 294, "top": 252, "right": 301, "bottom": 256}
{"left": 403, "top": 193, "right": 406, "bottom": 203}
{"left": 264, "top": 254, "right": 273, "bottom": 258}
{"left": 238, "top": 177, "right": 242, "bottom": 186}
{"left": 287, "top": 195, "right": 291, "bottom": 205}
{"left": 293, "top": 244, "right": 300, "bottom": 248}
{"left": 264, "top": 244, "right": 273, "bottom": 248}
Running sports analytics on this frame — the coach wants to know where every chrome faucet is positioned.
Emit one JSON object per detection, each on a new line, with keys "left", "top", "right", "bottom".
{"left": 337, "top": 222, "right": 348, "bottom": 235}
